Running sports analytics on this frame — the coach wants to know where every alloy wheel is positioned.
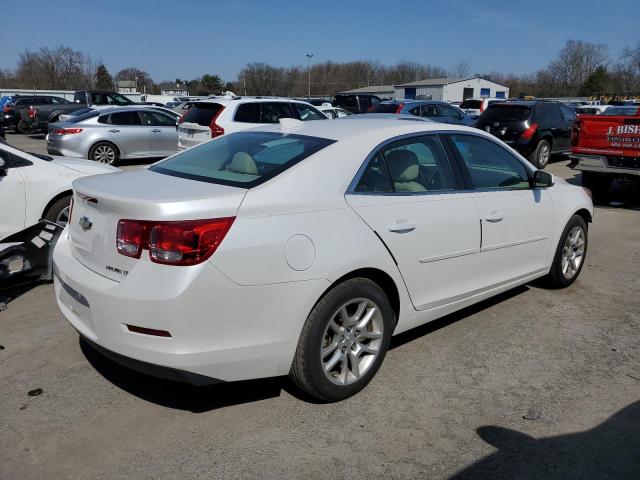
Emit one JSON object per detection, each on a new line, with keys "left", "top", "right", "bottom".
{"left": 320, "top": 298, "right": 384, "bottom": 386}
{"left": 538, "top": 143, "right": 550, "bottom": 168}
{"left": 94, "top": 145, "right": 116, "bottom": 164}
{"left": 55, "top": 206, "right": 70, "bottom": 226}
{"left": 561, "top": 226, "right": 585, "bottom": 279}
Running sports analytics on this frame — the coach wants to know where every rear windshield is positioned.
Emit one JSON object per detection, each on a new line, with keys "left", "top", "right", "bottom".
{"left": 480, "top": 105, "right": 531, "bottom": 122}
{"left": 369, "top": 104, "right": 399, "bottom": 113}
{"left": 459, "top": 100, "right": 482, "bottom": 109}
{"left": 182, "top": 103, "right": 223, "bottom": 126}
{"left": 150, "top": 131, "right": 336, "bottom": 188}
{"left": 333, "top": 96, "right": 358, "bottom": 108}
{"left": 602, "top": 106, "right": 640, "bottom": 116}
{"left": 67, "top": 111, "right": 99, "bottom": 123}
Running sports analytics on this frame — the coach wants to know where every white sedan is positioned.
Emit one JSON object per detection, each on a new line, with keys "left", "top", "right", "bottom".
{"left": 0, "top": 141, "right": 118, "bottom": 240}
{"left": 53, "top": 117, "right": 593, "bottom": 401}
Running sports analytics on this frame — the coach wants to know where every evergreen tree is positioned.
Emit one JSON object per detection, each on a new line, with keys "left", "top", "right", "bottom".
{"left": 95, "top": 64, "right": 113, "bottom": 90}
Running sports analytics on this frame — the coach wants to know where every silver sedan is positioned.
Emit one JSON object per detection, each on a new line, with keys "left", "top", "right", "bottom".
{"left": 46, "top": 107, "right": 180, "bottom": 165}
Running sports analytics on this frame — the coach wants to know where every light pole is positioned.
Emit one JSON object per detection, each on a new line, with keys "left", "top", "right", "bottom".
{"left": 305, "top": 53, "right": 314, "bottom": 99}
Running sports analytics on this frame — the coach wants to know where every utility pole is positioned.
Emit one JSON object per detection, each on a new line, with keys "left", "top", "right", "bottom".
{"left": 306, "top": 53, "right": 314, "bottom": 99}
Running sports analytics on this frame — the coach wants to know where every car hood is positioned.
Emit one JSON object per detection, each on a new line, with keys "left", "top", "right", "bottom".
{"left": 51, "top": 156, "right": 120, "bottom": 174}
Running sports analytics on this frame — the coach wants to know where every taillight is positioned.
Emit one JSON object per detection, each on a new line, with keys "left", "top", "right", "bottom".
{"left": 209, "top": 107, "right": 225, "bottom": 138}
{"left": 53, "top": 128, "right": 83, "bottom": 135}
{"left": 480, "top": 102, "right": 485, "bottom": 112}
{"left": 521, "top": 123, "right": 538, "bottom": 140}
{"left": 3, "top": 104, "right": 11, "bottom": 113}
{"left": 394, "top": 103, "right": 404, "bottom": 114}
{"left": 27, "top": 106, "right": 37, "bottom": 119}
{"left": 178, "top": 113, "right": 186, "bottom": 124}
{"left": 116, "top": 218, "right": 235, "bottom": 266}
{"left": 571, "top": 119, "right": 581, "bottom": 147}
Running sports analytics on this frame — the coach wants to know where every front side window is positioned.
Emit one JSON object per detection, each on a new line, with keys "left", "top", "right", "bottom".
{"left": 141, "top": 111, "right": 176, "bottom": 126}
{"left": 150, "top": 132, "right": 335, "bottom": 187}
{"left": 421, "top": 105, "right": 438, "bottom": 117}
{"left": 292, "top": 103, "right": 325, "bottom": 121}
{"left": 109, "top": 111, "right": 142, "bottom": 126}
{"left": 437, "top": 104, "right": 461, "bottom": 117}
{"left": 260, "top": 102, "right": 294, "bottom": 123}
{"left": 450, "top": 134, "right": 530, "bottom": 190}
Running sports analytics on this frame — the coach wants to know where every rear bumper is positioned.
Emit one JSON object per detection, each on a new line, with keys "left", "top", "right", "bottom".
{"left": 53, "top": 231, "right": 329, "bottom": 383}
{"left": 571, "top": 154, "right": 640, "bottom": 177}
{"left": 46, "top": 136, "right": 86, "bottom": 158}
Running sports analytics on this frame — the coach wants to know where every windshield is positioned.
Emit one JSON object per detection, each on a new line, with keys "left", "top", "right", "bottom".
{"left": 459, "top": 100, "right": 482, "bottom": 109}
{"left": 480, "top": 105, "right": 531, "bottom": 122}
{"left": 150, "top": 131, "right": 335, "bottom": 188}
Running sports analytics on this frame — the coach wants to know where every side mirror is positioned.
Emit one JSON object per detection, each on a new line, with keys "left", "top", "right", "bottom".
{"left": 533, "top": 170, "right": 553, "bottom": 187}
{"left": 0, "top": 158, "right": 6, "bottom": 176}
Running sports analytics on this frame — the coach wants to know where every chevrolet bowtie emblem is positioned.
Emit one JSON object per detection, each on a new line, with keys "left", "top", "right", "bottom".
{"left": 79, "top": 216, "right": 93, "bottom": 231}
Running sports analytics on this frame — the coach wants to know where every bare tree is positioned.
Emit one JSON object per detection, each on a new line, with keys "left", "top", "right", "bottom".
{"left": 450, "top": 60, "right": 471, "bottom": 78}
{"left": 546, "top": 40, "right": 608, "bottom": 94}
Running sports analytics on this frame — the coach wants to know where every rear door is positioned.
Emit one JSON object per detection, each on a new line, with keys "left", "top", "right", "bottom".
{"left": 436, "top": 103, "right": 464, "bottom": 124}
{"left": 140, "top": 110, "right": 178, "bottom": 156}
{"left": 0, "top": 148, "right": 27, "bottom": 238}
{"left": 346, "top": 134, "right": 483, "bottom": 311}
{"left": 547, "top": 103, "right": 571, "bottom": 152}
{"left": 104, "top": 111, "right": 148, "bottom": 157}
{"left": 447, "top": 133, "right": 555, "bottom": 284}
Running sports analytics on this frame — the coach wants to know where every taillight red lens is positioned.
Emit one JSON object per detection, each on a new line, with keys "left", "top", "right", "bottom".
{"left": 521, "top": 123, "right": 538, "bottom": 140}
{"left": 116, "top": 220, "right": 150, "bottom": 258}
{"left": 394, "top": 103, "right": 404, "bottom": 114}
{"left": 53, "top": 128, "right": 83, "bottom": 135}
{"left": 209, "top": 107, "right": 225, "bottom": 138}
{"left": 178, "top": 113, "right": 186, "bottom": 124}
{"left": 3, "top": 105, "right": 10, "bottom": 113}
{"left": 116, "top": 218, "right": 235, "bottom": 266}
{"left": 28, "top": 107, "right": 37, "bottom": 119}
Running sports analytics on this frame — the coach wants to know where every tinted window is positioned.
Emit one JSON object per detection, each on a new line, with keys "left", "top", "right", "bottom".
{"left": 369, "top": 103, "right": 400, "bottom": 113}
{"left": 292, "top": 103, "right": 325, "bottom": 121}
{"left": 438, "top": 104, "right": 461, "bottom": 117}
{"left": 546, "top": 103, "right": 565, "bottom": 125}
{"left": 381, "top": 136, "right": 455, "bottom": 192}
{"left": 182, "top": 103, "right": 223, "bottom": 126}
{"left": 408, "top": 107, "right": 421, "bottom": 116}
{"left": 109, "top": 111, "right": 142, "bottom": 126}
{"left": 234, "top": 103, "right": 261, "bottom": 122}
{"left": 560, "top": 104, "right": 577, "bottom": 123}
{"left": 141, "top": 111, "right": 176, "bottom": 126}
{"left": 480, "top": 105, "right": 531, "bottom": 122}
{"left": 334, "top": 96, "right": 358, "bottom": 108}
{"left": 261, "top": 102, "right": 294, "bottom": 123}
{"left": 451, "top": 135, "right": 530, "bottom": 190}
{"left": 67, "top": 111, "right": 99, "bottom": 123}
{"left": 355, "top": 153, "right": 394, "bottom": 193}
{"left": 150, "top": 132, "right": 335, "bottom": 187}
{"left": 51, "top": 97, "right": 70, "bottom": 104}
{"left": 97, "top": 115, "right": 109, "bottom": 124}
{"left": 421, "top": 105, "right": 438, "bottom": 117}
{"left": 459, "top": 100, "right": 482, "bottom": 109}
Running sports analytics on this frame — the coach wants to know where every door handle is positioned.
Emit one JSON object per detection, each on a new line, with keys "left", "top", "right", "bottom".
{"left": 485, "top": 211, "right": 504, "bottom": 223}
{"left": 387, "top": 221, "right": 416, "bottom": 233}
{"left": 108, "top": 129, "right": 120, "bottom": 133}
{"left": 151, "top": 129, "right": 161, "bottom": 133}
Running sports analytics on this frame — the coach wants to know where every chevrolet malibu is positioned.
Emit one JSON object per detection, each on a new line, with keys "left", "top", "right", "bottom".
{"left": 53, "top": 117, "right": 593, "bottom": 402}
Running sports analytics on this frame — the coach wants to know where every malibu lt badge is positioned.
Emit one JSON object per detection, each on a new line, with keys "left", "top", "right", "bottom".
{"left": 79, "top": 216, "right": 93, "bottom": 232}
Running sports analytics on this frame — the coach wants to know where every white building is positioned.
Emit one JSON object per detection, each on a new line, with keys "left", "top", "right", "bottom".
{"left": 394, "top": 77, "right": 509, "bottom": 102}
{"left": 160, "top": 83, "right": 189, "bottom": 96}
{"left": 337, "top": 85, "right": 395, "bottom": 100}
{"left": 116, "top": 80, "right": 139, "bottom": 94}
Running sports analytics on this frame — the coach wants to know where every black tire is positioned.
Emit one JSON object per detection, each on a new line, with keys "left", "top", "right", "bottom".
{"left": 289, "top": 278, "right": 394, "bottom": 402}
{"left": 44, "top": 195, "right": 72, "bottom": 226}
{"left": 89, "top": 141, "right": 120, "bottom": 166}
{"left": 581, "top": 172, "right": 612, "bottom": 204}
{"left": 16, "top": 119, "right": 31, "bottom": 135}
{"left": 528, "top": 139, "right": 551, "bottom": 169}
{"left": 544, "top": 214, "right": 588, "bottom": 288}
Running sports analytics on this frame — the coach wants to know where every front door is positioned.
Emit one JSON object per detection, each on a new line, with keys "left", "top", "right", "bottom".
{"left": 446, "top": 133, "right": 555, "bottom": 284}
{"left": 346, "top": 134, "right": 482, "bottom": 311}
{"left": 0, "top": 148, "right": 27, "bottom": 239}
{"left": 140, "top": 110, "right": 178, "bottom": 156}
{"left": 105, "top": 110, "right": 149, "bottom": 157}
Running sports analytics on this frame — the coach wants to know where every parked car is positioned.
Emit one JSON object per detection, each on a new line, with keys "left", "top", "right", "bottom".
{"left": 177, "top": 98, "right": 327, "bottom": 150}
{"left": 53, "top": 117, "right": 592, "bottom": 402}
{"left": 170, "top": 101, "right": 200, "bottom": 114}
{"left": 47, "top": 106, "right": 180, "bottom": 165}
{"left": 3, "top": 95, "right": 74, "bottom": 133}
{"left": 0, "top": 141, "right": 117, "bottom": 240}
{"left": 333, "top": 94, "right": 382, "bottom": 114}
{"left": 459, "top": 97, "right": 506, "bottom": 118}
{"left": 72, "top": 90, "right": 136, "bottom": 107}
{"left": 571, "top": 107, "right": 640, "bottom": 200}
{"left": 368, "top": 100, "right": 475, "bottom": 126}
{"left": 576, "top": 105, "right": 610, "bottom": 115}
{"left": 319, "top": 106, "right": 353, "bottom": 119}
{"left": 475, "top": 101, "right": 577, "bottom": 169}
{"left": 294, "top": 98, "right": 333, "bottom": 107}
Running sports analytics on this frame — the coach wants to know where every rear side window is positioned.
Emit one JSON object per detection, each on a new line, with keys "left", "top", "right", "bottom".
{"left": 109, "top": 111, "right": 142, "bottom": 126}
{"left": 480, "top": 105, "right": 531, "bottom": 122}
{"left": 369, "top": 104, "right": 399, "bottom": 113}
{"left": 450, "top": 134, "right": 530, "bottom": 190}
{"left": 459, "top": 100, "right": 482, "bottom": 109}
{"left": 150, "top": 132, "right": 336, "bottom": 187}
{"left": 234, "top": 103, "right": 261, "bottom": 122}
{"left": 334, "top": 96, "right": 358, "bottom": 108}
{"left": 183, "top": 103, "right": 223, "bottom": 126}
{"left": 261, "top": 102, "right": 294, "bottom": 122}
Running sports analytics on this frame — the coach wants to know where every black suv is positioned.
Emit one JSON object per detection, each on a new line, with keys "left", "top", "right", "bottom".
{"left": 3, "top": 95, "right": 72, "bottom": 134}
{"left": 333, "top": 94, "right": 382, "bottom": 114}
{"left": 475, "top": 100, "right": 577, "bottom": 169}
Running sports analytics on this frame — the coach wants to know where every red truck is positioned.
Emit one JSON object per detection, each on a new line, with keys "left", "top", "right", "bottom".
{"left": 571, "top": 106, "right": 640, "bottom": 199}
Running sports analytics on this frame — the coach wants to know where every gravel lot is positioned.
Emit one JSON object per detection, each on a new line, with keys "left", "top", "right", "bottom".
{"left": 1, "top": 132, "right": 639, "bottom": 479}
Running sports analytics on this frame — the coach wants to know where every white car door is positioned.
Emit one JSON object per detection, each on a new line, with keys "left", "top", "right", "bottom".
{"left": 446, "top": 133, "right": 555, "bottom": 285}
{"left": 346, "top": 134, "right": 483, "bottom": 311}
{"left": 0, "top": 147, "right": 27, "bottom": 239}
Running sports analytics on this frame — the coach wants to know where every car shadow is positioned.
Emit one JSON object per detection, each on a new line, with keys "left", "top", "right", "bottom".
{"left": 449, "top": 400, "right": 640, "bottom": 479}
{"left": 0, "top": 282, "right": 41, "bottom": 306}
{"left": 79, "top": 337, "right": 284, "bottom": 412}
{"left": 390, "top": 285, "right": 529, "bottom": 351}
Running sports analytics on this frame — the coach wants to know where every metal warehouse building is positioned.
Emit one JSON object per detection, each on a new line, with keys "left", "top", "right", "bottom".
{"left": 394, "top": 77, "right": 509, "bottom": 102}
{"left": 337, "top": 85, "right": 395, "bottom": 99}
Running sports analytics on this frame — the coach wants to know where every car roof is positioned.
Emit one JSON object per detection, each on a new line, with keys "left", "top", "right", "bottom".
{"left": 380, "top": 99, "right": 449, "bottom": 105}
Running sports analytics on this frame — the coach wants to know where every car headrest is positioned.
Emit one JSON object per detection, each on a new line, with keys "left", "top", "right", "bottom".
{"left": 387, "top": 150, "right": 419, "bottom": 182}
{"left": 227, "top": 152, "right": 258, "bottom": 175}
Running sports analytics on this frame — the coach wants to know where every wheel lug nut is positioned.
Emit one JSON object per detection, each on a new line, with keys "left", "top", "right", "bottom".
{"left": 341, "top": 346, "right": 347, "bottom": 353}
{"left": 355, "top": 330, "right": 360, "bottom": 336}
{"left": 351, "top": 344, "right": 357, "bottom": 351}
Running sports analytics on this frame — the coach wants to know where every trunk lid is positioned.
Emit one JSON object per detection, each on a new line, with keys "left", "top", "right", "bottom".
{"left": 178, "top": 122, "right": 212, "bottom": 150}
{"left": 69, "top": 169, "right": 247, "bottom": 281}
